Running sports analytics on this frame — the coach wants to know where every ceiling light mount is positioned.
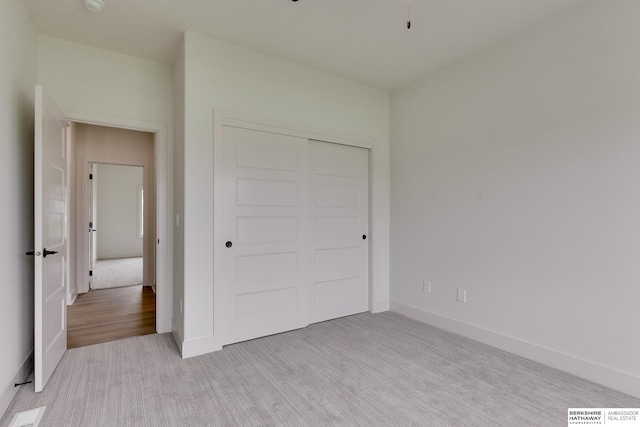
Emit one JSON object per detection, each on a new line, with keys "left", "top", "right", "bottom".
{"left": 84, "top": 0, "right": 106, "bottom": 13}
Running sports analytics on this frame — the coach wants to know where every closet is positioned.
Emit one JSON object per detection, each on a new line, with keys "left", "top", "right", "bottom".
{"left": 217, "top": 124, "right": 369, "bottom": 346}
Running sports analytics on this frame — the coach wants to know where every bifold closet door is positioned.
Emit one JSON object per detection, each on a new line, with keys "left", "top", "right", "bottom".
{"left": 219, "top": 126, "right": 309, "bottom": 346}
{"left": 309, "top": 140, "right": 369, "bottom": 324}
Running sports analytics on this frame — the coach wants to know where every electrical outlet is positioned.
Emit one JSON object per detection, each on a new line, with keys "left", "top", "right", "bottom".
{"left": 423, "top": 280, "right": 431, "bottom": 294}
{"left": 179, "top": 299, "right": 183, "bottom": 314}
{"left": 457, "top": 289, "right": 467, "bottom": 303}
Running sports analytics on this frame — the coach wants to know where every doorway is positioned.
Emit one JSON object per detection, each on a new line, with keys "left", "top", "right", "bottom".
{"left": 67, "top": 123, "right": 157, "bottom": 348}
{"left": 89, "top": 163, "right": 144, "bottom": 291}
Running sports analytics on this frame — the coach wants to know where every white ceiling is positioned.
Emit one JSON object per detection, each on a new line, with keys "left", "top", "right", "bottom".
{"left": 23, "top": 0, "right": 584, "bottom": 90}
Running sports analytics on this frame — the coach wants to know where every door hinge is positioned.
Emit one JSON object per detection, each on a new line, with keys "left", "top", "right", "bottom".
{"left": 89, "top": 173, "right": 93, "bottom": 180}
{"left": 89, "top": 270, "right": 93, "bottom": 277}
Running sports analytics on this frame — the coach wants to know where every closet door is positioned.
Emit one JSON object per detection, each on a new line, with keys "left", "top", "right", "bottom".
{"left": 219, "top": 126, "right": 309, "bottom": 346}
{"left": 309, "top": 141, "right": 369, "bottom": 324}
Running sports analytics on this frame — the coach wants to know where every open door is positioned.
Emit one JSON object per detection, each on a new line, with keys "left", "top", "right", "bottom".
{"left": 33, "top": 85, "right": 68, "bottom": 392}
{"left": 89, "top": 163, "right": 97, "bottom": 288}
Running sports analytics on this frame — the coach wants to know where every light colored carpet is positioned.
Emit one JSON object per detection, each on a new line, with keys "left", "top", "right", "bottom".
{"left": 2, "top": 312, "right": 638, "bottom": 426}
{"left": 92, "top": 257, "right": 143, "bottom": 290}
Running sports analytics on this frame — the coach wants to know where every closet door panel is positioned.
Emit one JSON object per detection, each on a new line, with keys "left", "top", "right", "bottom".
{"left": 219, "top": 126, "right": 309, "bottom": 346}
{"left": 309, "top": 141, "right": 369, "bottom": 324}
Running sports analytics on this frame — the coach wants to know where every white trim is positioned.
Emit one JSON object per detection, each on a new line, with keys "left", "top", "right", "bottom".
{"left": 390, "top": 301, "right": 640, "bottom": 399}
{"left": 171, "top": 322, "right": 183, "bottom": 355}
{"left": 0, "top": 352, "right": 33, "bottom": 420}
{"left": 212, "top": 108, "right": 380, "bottom": 348}
{"left": 136, "top": 184, "right": 144, "bottom": 239}
{"left": 66, "top": 290, "right": 78, "bottom": 306}
{"left": 65, "top": 125, "right": 73, "bottom": 306}
{"left": 171, "top": 321, "right": 221, "bottom": 359}
{"left": 217, "top": 111, "right": 375, "bottom": 149}
{"left": 65, "top": 110, "right": 165, "bottom": 134}
{"left": 66, "top": 111, "right": 171, "bottom": 334}
{"left": 181, "top": 336, "right": 219, "bottom": 359}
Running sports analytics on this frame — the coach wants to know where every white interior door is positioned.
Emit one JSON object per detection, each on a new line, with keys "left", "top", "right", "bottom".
{"left": 309, "top": 141, "right": 369, "bottom": 324}
{"left": 219, "top": 126, "right": 310, "bottom": 346}
{"left": 89, "top": 163, "right": 97, "bottom": 286}
{"left": 34, "top": 85, "right": 68, "bottom": 392}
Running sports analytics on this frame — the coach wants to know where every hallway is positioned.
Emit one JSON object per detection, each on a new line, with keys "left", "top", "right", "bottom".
{"left": 67, "top": 285, "right": 156, "bottom": 349}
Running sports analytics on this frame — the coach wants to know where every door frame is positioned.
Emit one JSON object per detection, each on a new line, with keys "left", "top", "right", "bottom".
{"left": 82, "top": 160, "right": 152, "bottom": 292}
{"left": 67, "top": 111, "right": 171, "bottom": 334}
{"left": 212, "top": 109, "right": 378, "bottom": 351}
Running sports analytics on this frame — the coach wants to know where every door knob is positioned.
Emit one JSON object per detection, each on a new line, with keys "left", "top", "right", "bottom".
{"left": 225, "top": 241, "right": 233, "bottom": 248}
{"left": 362, "top": 235, "right": 367, "bottom": 240}
{"left": 25, "top": 251, "right": 41, "bottom": 256}
{"left": 42, "top": 248, "right": 58, "bottom": 258}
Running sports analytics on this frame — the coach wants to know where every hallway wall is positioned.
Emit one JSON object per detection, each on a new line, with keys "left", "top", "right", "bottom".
{"left": 73, "top": 124, "right": 154, "bottom": 292}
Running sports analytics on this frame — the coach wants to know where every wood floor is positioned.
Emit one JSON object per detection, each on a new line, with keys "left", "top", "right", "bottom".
{"left": 67, "top": 285, "right": 156, "bottom": 349}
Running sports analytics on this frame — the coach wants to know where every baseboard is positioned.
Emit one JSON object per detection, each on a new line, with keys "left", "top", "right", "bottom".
{"left": 390, "top": 301, "right": 640, "bottom": 399}
{"left": 66, "top": 290, "right": 78, "bottom": 306}
{"left": 171, "top": 322, "right": 220, "bottom": 359}
{"left": 180, "top": 335, "right": 219, "bottom": 359}
{"left": 0, "top": 352, "right": 34, "bottom": 420}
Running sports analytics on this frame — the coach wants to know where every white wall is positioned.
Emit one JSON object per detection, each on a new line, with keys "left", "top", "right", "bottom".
{"left": 38, "top": 35, "right": 174, "bottom": 331}
{"left": 172, "top": 39, "right": 186, "bottom": 339}
{"left": 179, "top": 32, "right": 390, "bottom": 348}
{"left": 37, "top": 35, "right": 173, "bottom": 126}
{"left": 0, "top": 0, "right": 37, "bottom": 418}
{"left": 391, "top": 0, "right": 640, "bottom": 397}
{"left": 95, "top": 164, "right": 144, "bottom": 259}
